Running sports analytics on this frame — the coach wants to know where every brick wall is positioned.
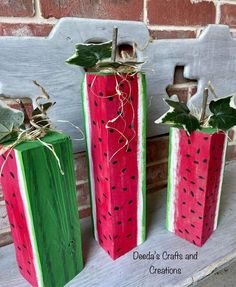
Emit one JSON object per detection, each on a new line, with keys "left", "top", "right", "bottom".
{"left": 1, "top": 0, "right": 236, "bottom": 246}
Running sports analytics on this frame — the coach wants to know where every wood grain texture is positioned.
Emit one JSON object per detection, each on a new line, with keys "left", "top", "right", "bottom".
{"left": 1, "top": 161, "right": 236, "bottom": 287}
{"left": 0, "top": 19, "right": 234, "bottom": 152}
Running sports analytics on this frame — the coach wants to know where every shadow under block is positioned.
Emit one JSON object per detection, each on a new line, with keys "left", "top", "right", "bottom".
{"left": 0, "top": 132, "right": 83, "bottom": 287}
{"left": 167, "top": 127, "right": 227, "bottom": 247}
{"left": 82, "top": 72, "right": 146, "bottom": 260}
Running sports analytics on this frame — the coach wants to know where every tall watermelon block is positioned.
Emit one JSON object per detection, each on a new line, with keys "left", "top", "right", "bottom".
{"left": 0, "top": 132, "right": 83, "bottom": 287}
{"left": 167, "top": 127, "right": 227, "bottom": 246}
{"left": 82, "top": 72, "right": 146, "bottom": 260}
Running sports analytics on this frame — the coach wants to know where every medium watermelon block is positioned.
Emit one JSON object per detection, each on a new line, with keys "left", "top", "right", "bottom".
{"left": 0, "top": 132, "right": 83, "bottom": 287}
{"left": 167, "top": 127, "right": 227, "bottom": 246}
{"left": 82, "top": 72, "right": 146, "bottom": 260}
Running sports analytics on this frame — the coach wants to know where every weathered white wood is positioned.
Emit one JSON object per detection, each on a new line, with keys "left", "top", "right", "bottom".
{"left": 1, "top": 161, "right": 236, "bottom": 287}
{"left": 0, "top": 20, "right": 235, "bottom": 152}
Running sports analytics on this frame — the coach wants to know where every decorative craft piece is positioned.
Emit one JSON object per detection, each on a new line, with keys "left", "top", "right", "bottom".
{"left": 67, "top": 28, "right": 146, "bottom": 259}
{"left": 0, "top": 84, "right": 83, "bottom": 286}
{"left": 156, "top": 85, "right": 236, "bottom": 246}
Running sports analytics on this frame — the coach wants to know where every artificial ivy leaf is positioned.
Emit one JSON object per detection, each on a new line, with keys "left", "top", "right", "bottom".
{"left": 155, "top": 99, "right": 200, "bottom": 135}
{"left": 0, "top": 100, "right": 24, "bottom": 143}
{"left": 66, "top": 41, "right": 112, "bottom": 68}
{"left": 209, "top": 96, "right": 236, "bottom": 131}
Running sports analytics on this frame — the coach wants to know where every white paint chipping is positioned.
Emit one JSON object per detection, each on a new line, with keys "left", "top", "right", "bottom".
{"left": 214, "top": 135, "right": 228, "bottom": 230}
{"left": 167, "top": 127, "right": 180, "bottom": 232}
{"left": 82, "top": 76, "right": 98, "bottom": 241}
{"left": 137, "top": 74, "right": 146, "bottom": 245}
{"left": 15, "top": 151, "right": 44, "bottom": 286}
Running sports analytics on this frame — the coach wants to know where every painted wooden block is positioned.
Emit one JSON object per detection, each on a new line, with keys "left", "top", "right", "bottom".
{"left": 82, "top": 72, "right": 146, "bottom": 259}
{"left": 167, "top": 127, "right": 227, "bottom": 246}
{"left": 0, "top": 132, "right": 83, "bottom": 286}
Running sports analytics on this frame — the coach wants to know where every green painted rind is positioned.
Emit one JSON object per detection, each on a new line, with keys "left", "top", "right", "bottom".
{"left": 18, "top": 133, "right": 83, "bottom": 287}
{"left": 140, "top": 73, "right": 147, "bottom": 242}
{"left": 81, "top": 75, "right": 96, "bottom": 240}
{"left": 166, "top": 127, "right": 173, "bottom": 230}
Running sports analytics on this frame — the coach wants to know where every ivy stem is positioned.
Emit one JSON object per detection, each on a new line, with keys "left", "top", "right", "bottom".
{"left": 111, "top": 27, "right": 118, "bottom": 63}
{"left": 200, "top": 88, "right": 209, "bottom": 123}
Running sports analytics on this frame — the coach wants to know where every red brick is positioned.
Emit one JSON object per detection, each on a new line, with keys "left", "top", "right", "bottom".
{"left": 74, "top": 153, "right": 88, "bottom": 182}
{"left": 0, "top": 0, "right": 34, "bottom": 17}
{"left": 0, "top": 23, "right": 53, "bottom": 37}
{"left": 0, "top": 228, "right": 12, "bottom": 247}
{"left": 40, "top": 0, "right": 143, "bottom": 20}
{"left": 166, "top": 82, "right": 198, "bottom": 103}
{"left": 220, "top": 4, "right": 236, "bottom": 28}
{"left": 148, "top": 0, "right": 216, "bottom": 26}
{"left": 150, "top": 29, "right": 196, "bottom": 40}
{"left": 146, "top": 162, "right": 168, "bottom": 189}
{"left": 147, "top": 136, "right": 169, "bottom": 163}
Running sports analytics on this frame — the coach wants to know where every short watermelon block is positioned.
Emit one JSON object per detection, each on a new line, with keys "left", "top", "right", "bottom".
{"left": 167, "top": 127, "right": 228, "bottom": 246}
{"left": 82, "top": 72, "right": 146, "bottom": 260}
{"left": 0, "top": 132, "right": 83, "bottom": 287}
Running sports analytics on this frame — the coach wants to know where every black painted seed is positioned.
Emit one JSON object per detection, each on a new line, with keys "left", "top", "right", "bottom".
{"left": 1, "top": 173, "right": 3, "bottom": 177}
{"left": 185, "top": 229, "right": 189, "bottom": 234}
{"left": 203, "top": 159, "right": 207, "bottom": 163}
{"left": 123, "top": 188, "right": 128, "bottom": 191}
{"left": 19, "top": 266, "right": 23, "bottom": 270}
{"left": 27, "top": 270, "right": 31, "bottom": 276}
{"left": 114, "top": 235, "right": 118, "bottom": 239}
{"left": 194, "top": 160, "right": 199, "bottom": 164}
{"left": 5, "top": 200, "right": 9, "bottom": 205}
{"left": 98, "top": 219, "right": 101, "bottom": 224}
{"left": 191, "top": 224, "right": 195, "bottom": 228}
{"left": 179, "top": 229, "right": 183, "bottom": 233}
{"left": 199, "top": 175, "right": 205, "bottom": 179}
{"left": 182, "top": 201, "right": 186, "bottom": 205}
{"left": 12, "top": 193, "right": 16, "bottom": 197}
{"left": 10, "top": 223, "right": 15, "bottom": 228}
{"left": 117, "top": 111, "right": 123, "bottom": 116}
{"left": 190, "top": 209, "right": 195, "bottom": 214}
{"left": 126, "top": 234, "right": 131, "bottom": 238}
{"left": 100, "top": 239, "right": 103, "bottom": 244}
{"left": 204, "top": 137, "right": 209, "bottom": 140}
{"left": 98, "top": 198, "right": 101, "bottom": 203}
{"left": 109, "top": 235, "right": 112, "bottom": 240}
{"left": 117, "top": 221, "right": 122, "bottom": 225}
{"left": 113, "top": 161, "right": 118, "bottom": 164}
{"left": 186, "top": 168, "right": 191, "bottom": 173}
{"left": 122, "top": 168, "right": 126, "bottom": 173}
{"left": 193, "top": 240, "right": 196, "bottom": 245}
{"left": 88, "top": 83, "right": 91, "bottom": 88}
{"left": 114, "top": 206, "right": 119, "bottom": 211}
{"left": 128, "top": 218, "right": 132, "bottom": 221}
{"left": 105, "top": 177, "right": 109, "bottom": 181}
{"left": 94, "top": 100, "right": 98, "bottom": 107}
{"left": 196, "top": 236, "right": 200, "bottom": 239}
{"left": 112, "top": 186, "right": 116, "bottom": 190}
{"left": 99, "top": 92, "right": 103, "bottom": 97}
{"left": 101, "top": 120, "right": 105, "bottom": 124}
{"left": 109, "top": 129, "right": 114, "bottom": 133}
{"left": 9, "top": 154, "right": 13, "bottom": 159}
{"left": 127, "top": 148, "right": 132, "bottom": 152}
{"left": 108, "top": 212, "right": 112, "bottom": 216}
{"left": 197, "top": 201, "right": 202, "bottom": 206}
{"left": 102, "top": 215, "right": 107, "bottom": 220}
{"left": 188, "top": 139, "right": 191, "bottom": 144}
{"left": 183, "top": 188, "right": 187, "bottom": 193}
{"left": 196, "top": 148, "right": 200, "bottom": 154}
{"left": 103, "top": 235, "right": 107, "bottom": 240}
{"left": 190, "top": 181, "right": 195, "bottom": 185}
{"left": 182, "top": 215, "right": 186, "bottom": 219}
{"left": 117, "top": 248, "right": 121, "bottom": 252}
{"left": 27, "top": 261, "right": 31, "bottom": 265}
{"left": 131, "top": 176, "right": 135, "bottom": 179}
{"left": 97, "top": 177, "right": 100, "bottom": 182}
{"left": 92, "top": 120, "right": 96, "bottom": 125}
{"left": 186, "top": 154, "right": 191, "bottom": 158}
{"left": 103, "top": 193, "right": 107, "bottom": 198}
{"left": 129, "top": 96, "right": 134, "bottom": 102}
{"left": 130, "top": 76, "right": 134, "bottom": 81}
{"left": 99, "top": 164, "right": 102, "bottom": 170}
{"left": 199, "top": 187, "right": 204, "bottom": 192}
{"left": 129, "top": 124, "right": 134, "bottom": 129}
{"left": 17, "top": 246, "right": 21, "bottom": 251}
{"left": 98, "top": 137, "right": 102, "bottom": 142}
{"left": 199, "top": 216, "right": 203, "bottom": 220}
{"left": 108, "top": 96, "right": 113, "bottom": 101}
{"left": 10, "top": 172, "right": 15, "bottom": 179}
{"left": 2, "top": 155, "right": 6, "bottom": 160}
{"left": 94, "top": 144, "right": 96, "bottom": 148}
{"left": 104, "top": 153, "right": 108, "bottom": 157}
{"left": 119, "top": 139, "right": 124, "bottom": 143}
{"left": 128, "top": 200, "right": 133, "bottom": 204}
{"left": 183, "top": 176, "right": 187, "bottom": 181}
{"left": 190, "top": 191, "right": 194, "bottom": 197}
